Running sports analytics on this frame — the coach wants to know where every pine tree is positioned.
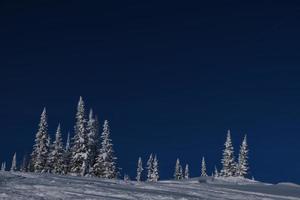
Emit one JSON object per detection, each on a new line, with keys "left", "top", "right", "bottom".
{"left": 214, "top": 166, "right": 219, "bottom": 177}
{"left": 221, "top": 130, "right": 236, "bottom": 177}
{"left": 93, "top": 120, "right": 118, "bottom": 179}
{"left": 63, "top": 132, "right": 71, "bottom": 174}
{"left": 124, "top": 174, "right": 130, "bottom": 181}
{"left": 87, "top": 109, "right": 99, "bottom": 172}
{"left": 10, "top": 152, "right": 17, "bottom": 171}
{"left": 49, "top": 124, "right": 65, "bottom": 174}
{"left": 70, "top": 97, "right": 89, "bottom": 176}
{"left": 20, "top": 154, "right": 28, "bottom": 172}
{"left": 184, "top": 164, "right": 190, "bottom": 179}
{"left": 174, "top": 158, "right": 183, "bottom": 180}
{"left": 30, "top": 108, "right": 49, "bottom": 173}
{"left": 1, "top": 162, "right": 6, "bottom": 171}
{"left": 236, "top": 135, "right": 249, "bottom": 177}
{"left": 201, "top": 157, "right": 208, "bottom": 177}
{"left": 146, "top": 154, "right": 153, "bottom": 181}
{"left": 152, "top": 155, "right": 159, "bottom": 182}
{"left": 136, "top": 157, "right": 143, "bottom": 182}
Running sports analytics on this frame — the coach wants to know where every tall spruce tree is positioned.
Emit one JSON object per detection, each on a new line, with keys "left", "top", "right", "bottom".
{"left": 146, "top": 154, "right": 153, "bottom": 181}
{"left": 10, "top": 152, "right": 17, "bottom": 172}
{"left": 136, "top": 157, "right": 143, "bottom": 182}
{"left": 201, "top": 157, "right": 208, "bottom": 177}
{"left": 236, "top": 135, "right": 249, "bottom": 177}
{"left": 184, "top": 164, "right": 190, "bottom": 179}
{"left": 70, "top": 97, "right": 89, "bottom": 176}
{"left": 221, "top": 130, "right": 236, "bottom": 177}
{"left": 30, "top": 108, "right": 49, "bottom": 173}
{"left": 152, "top": 155, "right": 159, "bottom": 182}
{"left": 93, "top": 120, "right": 118, "bottom": 179}
{"left": 174, "top": 158, "right": 183, "bottom": 180}
{"left": 87, "top": 109, "right": 99, "bottom": 171}
{"left": 49, "top": 124, "right": 64, "bottom": 174}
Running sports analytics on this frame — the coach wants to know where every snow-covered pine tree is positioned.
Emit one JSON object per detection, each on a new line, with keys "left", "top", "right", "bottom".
{"left": 20, "top": 154, "right": 28, "bottom": 172}
{"left": 63, "top": 132, "right": 71, "bottom": 174}
{"left": 30, "top": 108, "right": 50, "bottom": 173}
{"left": 146, "top": 154, "right": 153, "bottom": 181}
{"left": 49, "top": 124, "right": 65, "bottom": 174}
{"left": 93, "top": 120, "right": 118, "bottom": 179}
{"left": 214, "top": 166, "right": 219, "bottom": 177}
{"left": 10, "top": 152, "right": 17, "bottom": 171}
{"left": 236, "top": 135, "right": 249, "bottom": 177}
{"left": 184, "top": 164, "right": 190, "bottom": 179}
{"left": 201, "top": 157, "right": 208, "bottom": 177}
{"left": 221, "top": 130, "right": 236, "bottom": 177}
{"left": 70, "top": 97, "right": 89, "bottom": 176}
{"left": 136, "top": 157, "right": 143, "bottom": 182}
{"left": 152, "top": 155, "right": 159, "bottom": 182}
{"left": 1, "top": 162, "right": 6, "bottom": 171}
{"left": 124, "top": 174, "right": 130, "bottom": 181}
{"left": 174, "top": 158, "right": 183, "bottom": 180}
{"left": 87, "top": 109, "right": 99, "bottom": 172}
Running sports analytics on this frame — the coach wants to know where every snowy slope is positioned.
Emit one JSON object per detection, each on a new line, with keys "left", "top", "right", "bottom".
{"left": 0, "top": 172, "right": 299, "bottom": 200}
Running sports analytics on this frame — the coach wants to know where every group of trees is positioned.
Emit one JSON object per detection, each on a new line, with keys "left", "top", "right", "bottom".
{"left": 1, "top": 98, "right": 249, "bottom": 182}
{"left": 13, "top": 97, "right": 119, "bottom": 179}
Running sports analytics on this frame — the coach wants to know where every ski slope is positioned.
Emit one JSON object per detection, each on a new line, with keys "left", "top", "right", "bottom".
{"left": 0, "top": 172, "right": 299, "bottom": 200}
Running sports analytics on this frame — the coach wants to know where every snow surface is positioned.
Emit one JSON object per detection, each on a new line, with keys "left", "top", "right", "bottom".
{"left": 0, "top": 172, "right": 299, "bottom": 200}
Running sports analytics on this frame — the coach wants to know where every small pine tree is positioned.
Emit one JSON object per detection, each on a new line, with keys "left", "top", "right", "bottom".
{"left": 146, "top": 154, "right": 153, "bottom": 181}
{"left": 30, "top": 108, "right": 49, "bottom": 173}
{"left": 152, "top": 155, "right": 159, "bottom": 182}
{"left": 70, "top": 97, "right": 89, "bottom": 176}
{"left": 136, "top": 157, "right": 143, "bottom": 182}
{"left": 20, "top": 154, "right": 28, "bottom": 172}
{"left": 214, "top": 166, "right": 219, "bottom": 177}
{"left": 124, "top": 174, "right": 130, "bottom": 181}
{"left": 1, "top": 162, "right": 6, "bottom": 171}
{"left": 201, "top": 157, "right": 208, "bottom": 177}
{"left": 10, "top": 152, "right": 17, "bottom": 171}
{"left": 236, "top": 135, "right": 249, "bottom": 177}
{"left": 50, "top": 124, "right": 65, "bottom": 174}
{"left": 93, "top": 120, "right": 118, "bottom": 179}
{"left": 221, "top": 130, "right": 236, "bottom": 177}
{"left": 184, "top": 164, "right": 190, "bottom": 179}
{"left": 174, "top": 158, "right": 183, "bottom": 180}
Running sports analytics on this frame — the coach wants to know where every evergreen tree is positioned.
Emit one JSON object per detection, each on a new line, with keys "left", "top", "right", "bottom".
{"left": 87, "top": 109, "right": 99, "bottom": 172}
{"left": 93, "top": 120, "right": 118, "bottom": 179}
{"left": 124, "top": 174, "right": 130, "bottom": 181}
{"left": 30, "top": 108, "right": 49, "bottom": 173}
{"left": 146, "top": 154, "right": 153, "bottom": 181}
{"left": 20, "top": 154, "right": 28, "bottom": 172}
{"left": 174, "top": 158, "right": 183, "bottom": 180}
{"left": 152, "top": 155, "right": 159, "bottom": 182}
{"left": 70, "top": 97, "right": 89, "bottom": 176}
{"left": 236, "top": 135, "right": 249, "bottom": 177}
{"left": 136, "top": 157, "right": 143, "bottom": 182}
{"left": 214, "top": 166, "right": 219, "bottom": 177}
{"left": 221, "top": 130, "right": 236, "bottom": 177}
{"left": 1, "top": 162, "right": 6, "bottom": 171}
{"left": 184, "top": 164, "right": 190, "bottom": 179}
{"left": 63, "top": 132, "right": 71, "bottom": 174}
{"left": 10, "top": 152, "right": 17, "bottom": 171}
{"left": 50, "top": 124, "right": 65, "bottom": 174}
{"left": 201, "top": 157, "right": 208, "bottom": 177}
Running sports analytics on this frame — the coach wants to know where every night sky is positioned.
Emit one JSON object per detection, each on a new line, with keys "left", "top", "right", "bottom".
{"left": 1, "top": 1, "right": 300, "bottom": 184}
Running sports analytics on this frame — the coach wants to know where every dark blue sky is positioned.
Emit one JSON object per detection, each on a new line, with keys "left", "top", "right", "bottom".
{"left": 1, "top": 1, "right": 300, "bottom": 183}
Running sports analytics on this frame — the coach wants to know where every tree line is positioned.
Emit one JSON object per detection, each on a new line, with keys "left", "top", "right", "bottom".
{"left": 1, "top": 97, "right": 249, "bottom": 182}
